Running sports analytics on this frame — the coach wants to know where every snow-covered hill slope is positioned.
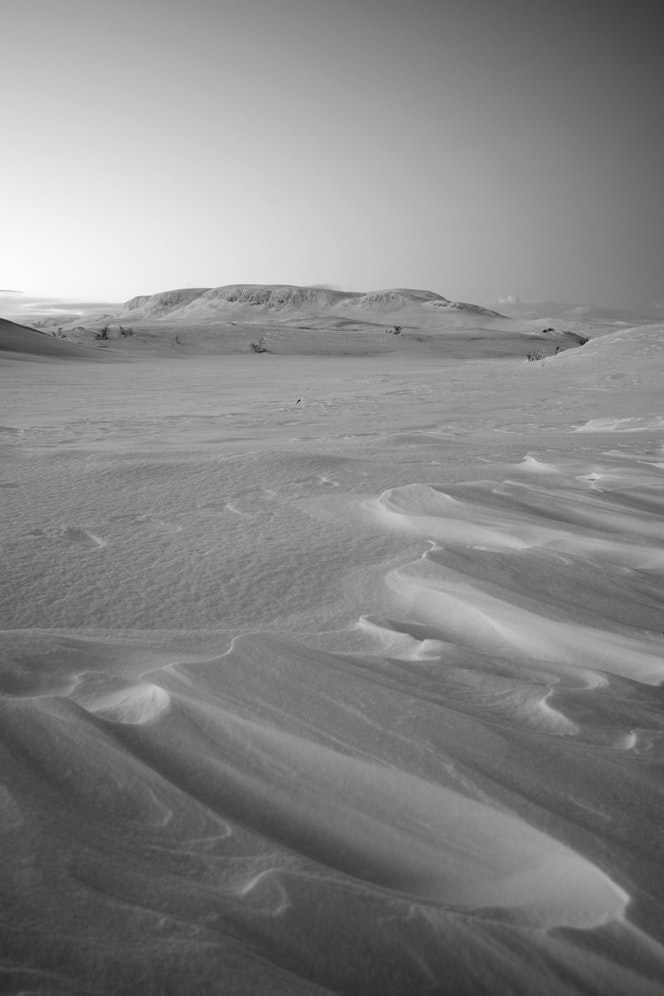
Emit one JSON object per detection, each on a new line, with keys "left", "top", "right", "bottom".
{"left": 120, "top": 283, "right": 504, "bottom": 325}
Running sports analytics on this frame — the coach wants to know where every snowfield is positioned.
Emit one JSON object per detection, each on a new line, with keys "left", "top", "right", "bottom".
{"left": 2, "top": 296, "right": 664, "bottom": 994}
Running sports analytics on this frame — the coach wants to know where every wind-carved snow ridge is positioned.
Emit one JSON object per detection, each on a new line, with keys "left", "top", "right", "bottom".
{"left": 349, "top": 451, "right": 664, "bottom": 976}
{"left": 366, "top": 472, "right": 664, "bottom": 683}
{"left": 70, "top": 673, "right": 171, "bottom": 724}
{"left": 576, "top": 415, "right": 664, "bottom": 433}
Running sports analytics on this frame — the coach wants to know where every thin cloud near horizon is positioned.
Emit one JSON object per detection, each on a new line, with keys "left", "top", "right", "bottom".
{"left": 1, "top": 0, "right": 662, "bottom": 312}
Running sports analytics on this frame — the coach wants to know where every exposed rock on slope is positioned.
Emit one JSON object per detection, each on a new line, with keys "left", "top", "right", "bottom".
{"left": 199, "top": 285, "right": 348, "bottom": 309}
{"left": 118, "top": 284, "right": 504, "bottom": 323}
{"left": 124, "top": 288, "right": 212, "bottom": 316}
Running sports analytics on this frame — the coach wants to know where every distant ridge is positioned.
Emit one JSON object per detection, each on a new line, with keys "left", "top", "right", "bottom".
{"left": 124, "top": 288, "right": 213, "bottom": 315}
{"left": 121, "top": 284, "right": 504, "bottom": 321}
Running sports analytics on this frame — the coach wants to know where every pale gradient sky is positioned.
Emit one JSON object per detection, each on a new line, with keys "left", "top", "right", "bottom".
{"left": 2, "top": 0, "right": 662, "bottom": 309}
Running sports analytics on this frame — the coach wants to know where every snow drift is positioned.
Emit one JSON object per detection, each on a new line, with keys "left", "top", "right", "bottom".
{"left": 1, "top": 317, "right": 663, "bottom": 994}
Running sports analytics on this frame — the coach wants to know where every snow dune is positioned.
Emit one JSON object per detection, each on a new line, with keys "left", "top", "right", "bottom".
{"left": 0, "top": 317, "right": 107, "bottom": 361}
{"left": 1, "top": 315, "right": 664, "bottom": 993}
{"left": 98, "top": 644, "right": 630, "bottom": 926}
{"left": 369, "top": 480, "right": 664, "bottom": 565}
{"left": 387, "top": 555, "right": 664, "bottom": 683}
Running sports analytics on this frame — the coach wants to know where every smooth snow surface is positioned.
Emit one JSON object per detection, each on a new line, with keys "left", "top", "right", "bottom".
{"left": 2, "top": 317, "right": 664, "bottom": 994}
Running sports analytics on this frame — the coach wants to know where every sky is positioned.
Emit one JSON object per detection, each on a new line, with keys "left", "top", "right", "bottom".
{"left": 2, "top": 0, "right": 663, "bottom": 310}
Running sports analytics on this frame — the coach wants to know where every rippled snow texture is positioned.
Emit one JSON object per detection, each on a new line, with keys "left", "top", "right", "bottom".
{"left": 2, "top": 328, "right": 664, "bottom": 994}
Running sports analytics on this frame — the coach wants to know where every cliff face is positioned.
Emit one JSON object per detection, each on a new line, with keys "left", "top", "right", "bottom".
{"left": 124, "top": 289, "right": 212, "bottom": 315}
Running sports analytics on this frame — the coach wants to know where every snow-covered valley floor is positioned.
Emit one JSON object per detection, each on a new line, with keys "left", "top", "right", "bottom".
{"left": 2, "top": 327, "right": 664, "bottom": 994}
